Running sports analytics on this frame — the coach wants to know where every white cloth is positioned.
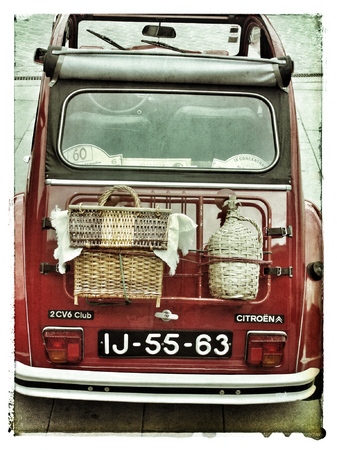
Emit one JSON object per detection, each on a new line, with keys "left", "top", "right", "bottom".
{"left": 50, "top": 207, "right": 82, "bottom": 274}
{"left": 50, "top": 208, "right": 197, "bottom": 276}
{"left": 154, "top": 213, "right": 197, "bottom": 275}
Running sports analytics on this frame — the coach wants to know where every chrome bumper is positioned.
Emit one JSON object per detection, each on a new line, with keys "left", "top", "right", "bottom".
{"left": 15, "top": 362, "right": 319, "bottom": 405}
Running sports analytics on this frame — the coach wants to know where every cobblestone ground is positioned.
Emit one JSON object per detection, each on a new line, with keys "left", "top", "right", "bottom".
{"left": 14, "top": 14, "right": 323, "bottom": 77}
{"left": 14, "top": 14, "right": 53, "bottom": 77}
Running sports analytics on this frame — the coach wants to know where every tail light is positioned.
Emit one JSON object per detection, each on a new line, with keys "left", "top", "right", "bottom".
{"left": 42, "top": 328, "right": 83, "bottom": 364}
{"left": 246, "top": 332, "right": 287, "bottom": 367}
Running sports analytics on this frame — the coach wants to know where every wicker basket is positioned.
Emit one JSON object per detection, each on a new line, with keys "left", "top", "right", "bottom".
{"left": 207, "top": 196, "right": 263, "bottom": 300}
{"left": 68, "top": 185, "right": 171, "bottom": 249}
{"left": 73, "top": 249, "right": 164, "bottom": 307}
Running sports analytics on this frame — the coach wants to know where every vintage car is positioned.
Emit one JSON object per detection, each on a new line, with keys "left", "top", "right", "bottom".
{"left": 14, "top": 14, "right": 323, "bottom": 404}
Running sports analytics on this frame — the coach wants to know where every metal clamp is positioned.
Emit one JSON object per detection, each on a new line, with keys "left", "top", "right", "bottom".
{"left": 264, "top": 266, "right": 293, "bottom": 277}
{"left": 41, "top": 217, "right": 54, "bottom": 230}
{"left": 266, "top": 226, "right": 292, "bottom": 238}
{"left": 40, "top": 262, "right": 70, "bottom": 274}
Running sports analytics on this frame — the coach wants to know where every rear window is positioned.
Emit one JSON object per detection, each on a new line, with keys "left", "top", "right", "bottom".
{"left": 59, "top": 90, "right": 278, "bottom": 171}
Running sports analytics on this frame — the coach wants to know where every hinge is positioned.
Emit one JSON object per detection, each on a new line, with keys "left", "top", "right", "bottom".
{"left": 264, "top": 266, "right": 293, "bottom": 277}
{"left": 41, "top": 217, "right": 54, "bottom": 230}
{"left": 266, "top": 226, "right": 292, "bottom": 238}
{"left": 40, "top": 262, "right": 70, "bottom": 274}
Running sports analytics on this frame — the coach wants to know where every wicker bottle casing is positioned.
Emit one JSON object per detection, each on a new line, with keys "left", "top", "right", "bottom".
{"left": 207, "top": 197, "right": 263, "bottom": 300}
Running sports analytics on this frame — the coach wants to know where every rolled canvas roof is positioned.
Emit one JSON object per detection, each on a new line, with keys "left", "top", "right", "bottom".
{"left": 43, "top": 47, "right": 293, "bottom": 88}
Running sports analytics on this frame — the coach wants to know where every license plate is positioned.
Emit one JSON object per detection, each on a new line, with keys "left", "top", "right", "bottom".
{"left": 98, "top": 330, "right": 233, "bottom": 358}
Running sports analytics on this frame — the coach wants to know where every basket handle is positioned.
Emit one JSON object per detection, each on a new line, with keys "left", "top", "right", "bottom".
{"left": 98, "top": 185, "right": 141, "bottom": 208}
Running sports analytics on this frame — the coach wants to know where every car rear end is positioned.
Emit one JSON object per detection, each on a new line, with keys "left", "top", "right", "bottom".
{"left": 14, "top": 14, "right": 323, "bottom": 404}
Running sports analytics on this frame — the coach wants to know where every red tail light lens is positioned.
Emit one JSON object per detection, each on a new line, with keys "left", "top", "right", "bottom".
{"left": 43, "top": 328, "right": 83, "bottom": 364}
{"left": 246, "top": 332, "right": 287, "bottom": 367}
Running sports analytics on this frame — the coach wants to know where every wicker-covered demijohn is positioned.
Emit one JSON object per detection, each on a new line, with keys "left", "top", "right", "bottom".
{"left": 68, "top": 185, "right": 171, "bottom": 249}
{"left": 207, "top": 195, "right": 263, "bottom": 300}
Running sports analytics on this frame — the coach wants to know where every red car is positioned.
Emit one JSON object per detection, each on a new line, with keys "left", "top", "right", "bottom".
{"left": 14, "top": 14, "right": 323, "bottom": 404}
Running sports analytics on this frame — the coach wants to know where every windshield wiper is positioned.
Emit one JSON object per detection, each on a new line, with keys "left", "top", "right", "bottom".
{"left": 141, "top": 39, "right": 190, "bottom": 54}
{"left": 87, "top": 29, "right": 126, "bottom": 50}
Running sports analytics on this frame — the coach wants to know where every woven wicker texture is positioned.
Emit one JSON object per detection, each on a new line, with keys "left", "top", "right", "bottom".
{"left": 207, "top": 197, "right": 263, "bottom": 300}
{"left": 68, "top": 185, "right": 170, "bottom": 249}
{"left": 73, "top": 249, "right": 164, "bottom": 306}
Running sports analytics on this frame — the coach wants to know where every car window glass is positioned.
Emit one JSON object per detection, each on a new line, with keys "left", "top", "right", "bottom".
{"left": 60, "top": 91, "right": 277, "bottom": 170}
{"left": 248, "top": 26, "right": 261, "bottom": 57}
{"left": 77, "top": 20, "right": 241, "bottom": 56}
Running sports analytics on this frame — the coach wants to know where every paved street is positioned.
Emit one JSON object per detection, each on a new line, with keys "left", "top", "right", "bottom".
{"left": 10, "top": 13, "right": 329, "bottom": 444}
{"left": 13, "top": 391, "right": 323, "bottom": 436}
